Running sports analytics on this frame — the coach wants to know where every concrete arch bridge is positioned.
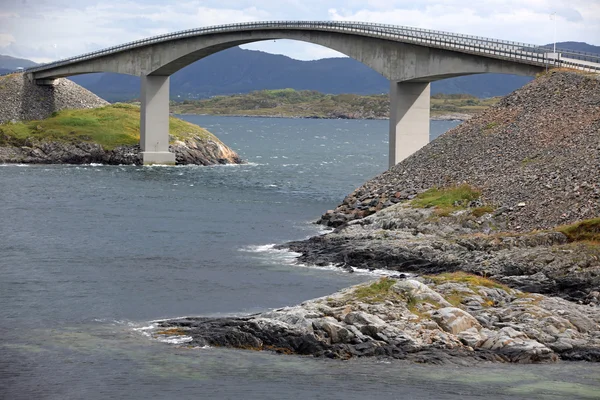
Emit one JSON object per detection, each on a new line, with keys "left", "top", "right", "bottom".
{"left": 25, "top": 21, "right": 600, "bottom": 166}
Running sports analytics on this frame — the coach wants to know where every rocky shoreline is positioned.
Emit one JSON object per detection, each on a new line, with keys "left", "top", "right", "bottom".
{"left": 0, "top": 136, "right": 242, "bottom": 165}
{"left": 151, "top": 201, "right": 600, "bottom": 365}
{"left": 153, "top": 274, "right": 600, "bottom": 364}
{"left": 283, "top": 203, "right": 600, "bottom": 305}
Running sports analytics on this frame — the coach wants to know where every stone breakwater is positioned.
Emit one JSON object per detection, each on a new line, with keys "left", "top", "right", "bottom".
{"left": 319, "top": 72, "right": 600, "bottom": 232}
{"left": 153, "top": 276, "right": 600, "bottom": 364}
{"left": 0, "top": 137, "right": 242, "bottom": 165}
{"left": 0, "top": 73, "right": 108, "bottom": 123}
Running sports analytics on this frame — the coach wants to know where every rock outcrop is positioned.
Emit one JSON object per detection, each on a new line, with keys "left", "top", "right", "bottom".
{"left": 0, "top": 137, "right": 242, "bottom": 165}
{"left": 152, "top": 276, "right": 600, "bottom": 364}
{"left": 321, "top": 71, "right": 600, "bottom": 231}
{"left": 0, "top": 73, "right": 108, "bottom": 123}
{"left": 283, "top": 203, "right": 600, "bottom": 304}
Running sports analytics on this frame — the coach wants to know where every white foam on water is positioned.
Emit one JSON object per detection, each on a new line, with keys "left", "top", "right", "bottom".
{"left": 0, "top": 164, "right": 30, "bottom": 167}
{"left": 157, "top": 335, "right": 193, "bottom": 344}
{"left": 129, "top": 322, "right": 159, "bottom": 337}
{"left": 293, "top": 260, "right": 411, "bottom": 278}
{"left": 240, "top": 243, "right": 411, "bottom": 277}
{"left": 239, "top": 244, "right": 301, "bottom": 265}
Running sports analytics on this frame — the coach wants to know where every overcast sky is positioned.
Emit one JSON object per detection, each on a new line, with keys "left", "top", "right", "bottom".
{"left": 1, "top": 0, "right": 599, "bottom": 63}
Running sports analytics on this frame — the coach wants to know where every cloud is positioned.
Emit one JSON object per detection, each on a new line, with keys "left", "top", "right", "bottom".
{"left": 0, "top": 33, "right": 16, "bottom": 48}
{"left": 327, "top": 0, "right": 599, "bottom": 45}
{"left": 241, "top": 40, "right": 346, "bottom": 61}
{"left": 0, "top": 0, "right": 598, "bottom": 63}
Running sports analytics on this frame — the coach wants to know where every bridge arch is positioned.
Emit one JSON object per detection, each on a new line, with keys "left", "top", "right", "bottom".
{"left": 32, "top": 21, "right": 594, "bottom": 165}
{"left": 32, "top": 28, "right": 542, "bottom": 82}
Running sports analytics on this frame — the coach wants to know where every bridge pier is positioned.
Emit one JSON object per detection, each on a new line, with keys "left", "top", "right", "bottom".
{"left": 389, "top": 81, "right": 431, "bottom": 167}
{"left": 140, "top": 75, "right": 176, "bottom": 165}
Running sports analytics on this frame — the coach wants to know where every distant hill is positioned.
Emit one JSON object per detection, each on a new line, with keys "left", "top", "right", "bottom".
{"left": 2, "top": 41, "right": 598, "bottom": 102}
{"left": 69, "top": 47, "right": 534, "bottom": 101}
{"left": 546, "top": 42, "right": 600, "bottom": 54}
{"left": 0, "top": 55, "right": 38, "bottom": 70}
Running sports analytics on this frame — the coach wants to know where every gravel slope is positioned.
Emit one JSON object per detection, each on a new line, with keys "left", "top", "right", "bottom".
{"left": 324, "top": 71, "right": 600, "bottom": 231}
{"left": 0, "top": 73, "right": 108, "bottom": 123}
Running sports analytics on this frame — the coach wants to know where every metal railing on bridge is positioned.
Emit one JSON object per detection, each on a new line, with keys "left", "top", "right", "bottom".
{"left": 17, "top": 21, "right": 600, "bottom": 75}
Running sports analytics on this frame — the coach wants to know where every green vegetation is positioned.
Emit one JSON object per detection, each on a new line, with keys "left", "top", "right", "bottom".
{"left": 431, "top": 94, "right": 499, "bottom": 116}
{"left": 169, "top": 89, "right": 499, "bottom": 118}
{"left": 556, "top": 218, "right": 600, "bottom": 243}
{"left": 0, "top": 103, "right": 213, "bottom": 150}
{"left": 471, "top": 205, "right": 495, "bottom": 217}
{"left": 425, "top": 271, "right": 510, "bottom": 291}
{"left": 411, "top": 184, "right": 481, "bottom": 216}
{"left": 484, "top": 121, "right": 498, "bottom": 130}
{"left": 354, "top": 277, "right": 397, "bottom": 303}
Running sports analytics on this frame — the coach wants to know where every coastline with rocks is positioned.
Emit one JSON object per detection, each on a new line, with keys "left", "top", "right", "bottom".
{"left": 153, "top": 274, "right": 599, "bottom": 364}
{"left": 153, "top": 71, "right": 600, "bottom": 364}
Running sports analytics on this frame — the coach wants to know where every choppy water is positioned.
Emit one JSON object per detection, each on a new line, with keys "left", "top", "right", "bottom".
{"left": 1, "top": 116, "right": 598, "bottom": 400}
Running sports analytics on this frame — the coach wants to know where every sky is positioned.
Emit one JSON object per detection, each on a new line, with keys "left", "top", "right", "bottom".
{"left": 1, "top": 0, "right": 599, "bottom": 63}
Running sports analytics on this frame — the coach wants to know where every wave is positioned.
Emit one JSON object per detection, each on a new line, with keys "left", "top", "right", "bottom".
{"left": 240, "top": 242, "right": 411, "bottom": 278}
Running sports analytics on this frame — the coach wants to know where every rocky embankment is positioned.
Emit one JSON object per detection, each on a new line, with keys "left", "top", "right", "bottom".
{"left": 281, "top": 71, "right": 600, "bottom": 304}
{"left": 0, "top": 73, "right": 108, "bottom": 123}
{"left": 236, "top": 71, "right": 600, "bottom": 364}
{"left": 276, "top": 72, "right": 600, "bottom": 304}
{"left": 319, "top": 71, "right": 600, "bottom": 232}
{"left": 154, "top": 276, "right": 600, "bottom": 364}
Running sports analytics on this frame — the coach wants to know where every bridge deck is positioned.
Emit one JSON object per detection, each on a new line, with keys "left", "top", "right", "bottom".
{"left": 23, "top": 21, "right": 600, "bottom": 76}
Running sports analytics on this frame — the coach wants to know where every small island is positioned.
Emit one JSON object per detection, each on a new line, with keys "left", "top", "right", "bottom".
{"left": 170, "top": 89, "right": 499, "bottom": 120}
{"left": 0, "top": 73, "right": 242, "bottom": 165}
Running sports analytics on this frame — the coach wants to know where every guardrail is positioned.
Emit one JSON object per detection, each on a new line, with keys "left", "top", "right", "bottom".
{"left": 17, "top": 21, "right": 600, "bottom": 75}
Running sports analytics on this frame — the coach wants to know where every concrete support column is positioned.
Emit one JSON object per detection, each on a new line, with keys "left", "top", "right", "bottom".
{"left": 389, "top": 81, "right": 431, "bottom": 167}
{"left": 140, "top": 74, "right": 176, "bottom": 165}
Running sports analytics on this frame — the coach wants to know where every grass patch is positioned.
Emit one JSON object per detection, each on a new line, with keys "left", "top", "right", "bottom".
{"left": 411, "top": 184, "right": 481, "bottom": 216}
{"left": 354, "top": 277, "right": 397, "bottom": 303}
{"left": 426, "top": 271, "right": 510, "bottom": 291}
{"left": 472, "top": 205, "right": 495, "bottom": 218}
{"left": 556, "top": 218, "right": 600, "bottom": 243}
{"left": 0, "top": 103, "right": 215, "bottom": 150}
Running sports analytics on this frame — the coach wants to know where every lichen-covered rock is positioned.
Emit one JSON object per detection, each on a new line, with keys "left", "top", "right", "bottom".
{"left": 431, "top": 307, "right": 481, "bottom": 335}
{"left": 150, "top": 277, "right": 600, "bottom": 364}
